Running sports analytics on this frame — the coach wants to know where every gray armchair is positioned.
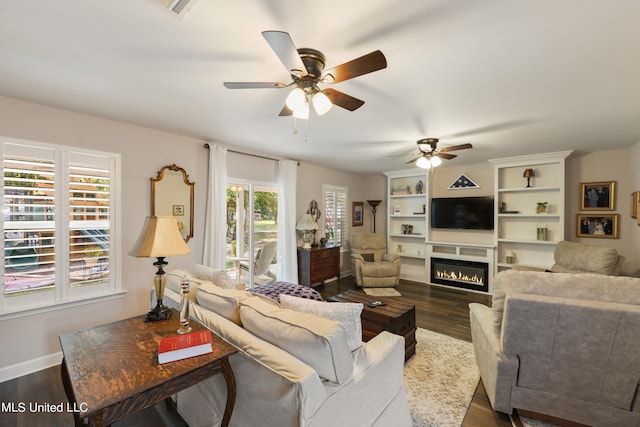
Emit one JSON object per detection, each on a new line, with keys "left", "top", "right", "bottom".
{"left": 350, "top": 233, "right": 401, "bottom": 288}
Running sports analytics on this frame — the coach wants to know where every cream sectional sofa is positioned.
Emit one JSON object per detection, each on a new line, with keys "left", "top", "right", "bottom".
{"left": 469, "top": 270, "right": 640, "bottom": 426}
{"left": 158, "top": 267, "right": 412, "bottom": 427}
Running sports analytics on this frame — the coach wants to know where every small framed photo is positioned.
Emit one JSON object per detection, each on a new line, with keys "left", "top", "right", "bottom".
{"left": 631, "top": 192, "right": 638, "bottom": 219}
{"left": 576, "top": 214, "right": 619, "bottom": 238}
{"left": 580, "top": 181, "right": 615, "bottom": 210}
{"left": 352, "top": 202, "right": 364, "bottom": 227}
{"left": 173, "top": 204, "right": 184, "bottom": 216}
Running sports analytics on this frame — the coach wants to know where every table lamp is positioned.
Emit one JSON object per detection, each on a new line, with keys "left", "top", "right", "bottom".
{"left": 129, "top": 216, "right": 191, "bottom": 321}
{"left": 523, "top": 168, "right": 535, "bottom": 188}
{"left": 296, "top": 214, "right": 319, "bottom": 250}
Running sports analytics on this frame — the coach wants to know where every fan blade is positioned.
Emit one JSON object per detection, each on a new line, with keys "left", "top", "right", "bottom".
{"left": 323, "top": 50, "right": 387, "bottom": 83}
{"left": 223, "top": 82, "right": 288, "bottom": 89}
{"left": 279, "top": 105, "right": 293, "bottom": 116}
{"left": 262, "top": 31, "right": 308, "bottom": 76}
{"left": 406, "top": 157, "right": 420, "bottom": 164}
{"left": 323, "top": 88, "right": 365, "bottom": 111}
{"left": 436, "top": 152, "right": 457, "bottom": 160}
{"left": 439, "top": 143, "right": 472, "bottom": 152}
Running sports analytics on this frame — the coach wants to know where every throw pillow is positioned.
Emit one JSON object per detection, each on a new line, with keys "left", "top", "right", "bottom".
{"left": 361, "top": 253, "right": 375, "bottom": 262}
{"left": 194, "top": 264, "right": 235, "bottom": 289}
{"left": 239, "top": 296, "right": 353, "bottom": 384}
{"left": 279, "top": 294, "right": 363, "bottom": 352}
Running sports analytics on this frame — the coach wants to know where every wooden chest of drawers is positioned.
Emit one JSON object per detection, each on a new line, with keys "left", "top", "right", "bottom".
{"left": 297, "top": 246, "right": 340, "bottom": 287}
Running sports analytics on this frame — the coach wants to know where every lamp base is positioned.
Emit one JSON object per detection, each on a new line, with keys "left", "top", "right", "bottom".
{"left": 144, "top": 302, "right": 172, "bottom": 322}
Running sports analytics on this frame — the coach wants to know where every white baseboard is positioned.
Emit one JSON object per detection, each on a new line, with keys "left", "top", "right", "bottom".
{"left": 0, "top": 352, "right": 63, "bottom": 383}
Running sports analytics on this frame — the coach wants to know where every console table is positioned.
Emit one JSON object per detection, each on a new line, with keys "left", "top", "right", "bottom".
{"left": 59, "top": 309, "right": 238, "bottom": 427}
{"left": 297, "top": 245, "right": 340, "bottom": 286}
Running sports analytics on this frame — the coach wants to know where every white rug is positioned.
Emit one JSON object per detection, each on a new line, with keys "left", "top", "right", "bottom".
{"left": 404, "top": 328, "right": 480, "bottom": 427}
{"left": 363, "top": 287, "right": 401, "bottom": 297}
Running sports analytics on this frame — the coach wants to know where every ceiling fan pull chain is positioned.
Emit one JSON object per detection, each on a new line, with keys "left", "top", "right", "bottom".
{"left": 293, "top": 117, "right": 298, "bottom": 135}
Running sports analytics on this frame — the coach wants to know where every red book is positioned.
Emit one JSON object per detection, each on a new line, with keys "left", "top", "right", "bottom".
{"left": 158, "top": 329, "right": 213, "bottom": 364}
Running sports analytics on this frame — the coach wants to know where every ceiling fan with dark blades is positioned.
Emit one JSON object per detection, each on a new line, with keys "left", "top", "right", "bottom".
{"left": 223, "top": 31, "right": 387, "bottom": 118}
{"left": 404, "top": 138, "right": 473, "bottom": 168}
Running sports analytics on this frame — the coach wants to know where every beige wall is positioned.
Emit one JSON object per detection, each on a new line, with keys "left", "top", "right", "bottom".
{"left": 0, "top": 95, "right": 377, "bottom": 378}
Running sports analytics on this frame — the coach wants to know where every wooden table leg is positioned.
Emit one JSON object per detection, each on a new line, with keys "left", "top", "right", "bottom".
{"left": 220, "top": 357, "right": 236, "bottom": 427}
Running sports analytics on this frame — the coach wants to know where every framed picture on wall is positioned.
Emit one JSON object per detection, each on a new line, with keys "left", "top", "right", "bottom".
{"left": 631, "top": 192, "right": 638, "bottom": 219}
{"left": 352, "top": 202, "right": 364, "bottom": 227}
{"left": 576, "top": 214, "right": 619, "bottom": 238}
{"left": 580, "top": 181, "right": 615, "bottom": 210}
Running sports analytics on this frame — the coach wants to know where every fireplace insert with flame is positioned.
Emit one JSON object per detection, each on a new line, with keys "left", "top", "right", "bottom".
{"left": 430, "top": 257, "right": 489, "bottom": 292}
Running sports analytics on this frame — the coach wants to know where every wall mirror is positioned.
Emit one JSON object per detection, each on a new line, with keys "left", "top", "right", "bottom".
{"left": 151, "top": 164, "right": 194, "bottom": 242}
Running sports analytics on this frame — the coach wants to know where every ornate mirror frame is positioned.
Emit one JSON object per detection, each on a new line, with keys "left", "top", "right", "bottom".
{"left": 151, "top": 164, "right": 195, "bottom": 242}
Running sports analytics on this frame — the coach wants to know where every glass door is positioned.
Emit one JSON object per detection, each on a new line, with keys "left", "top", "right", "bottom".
{"left": 226, "top": 181, "right": 278, "bottom": 288}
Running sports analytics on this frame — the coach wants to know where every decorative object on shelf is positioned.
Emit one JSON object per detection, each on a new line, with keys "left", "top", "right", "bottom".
{"left": 523, "top": 168, "right": 535, "bottom": 188}
{"left": 505, "top": 250, "right": 516, "bottom": 264}
{"left": 396, "top": 244, "right": 403, "bottom": 253}
{"left": 413, "top": 204, "right": 426, "bottom": 215}
{"left": 177, "top": 274, "right": 192, "bottom": 334}
{"left": 297, "top": 214, "right": 319, "bottom": 249}
{"left": 393, "top": 202, "right": 401, "bottom": 215}
{"left": 352, "top": 201, "right": 364, "bottom": 226}
{"left": 536, "top": 202, "right": 548, "bottom": 214}
{"left": 129, "top": 216, "right": 192, "bottom": 322}
{"left": 498, "top": 200, "right": 506, "bottom": 213}
{"left": 366, "top": 200, "right": 382, "bottom": 232}
{"left": 448, "top": 173, "right": 479, "bottom": 189}
{"left": 630, "top": 192, "right": 638, "bottom": 219}
{"left": 580, "top": 181, "right": 615, "bottom": 210}
{"left": 391, "top": 185, "right": 411, "bottom": 195}
{"left": 401, "top": 224, "right": 414, "bottom": 235}
{"left": 536, "top": 223, "right": 548, "bottom": 241}
{"left": 576, "top": 214, "right": 619, "bottom": 238}
{"left": 415, "top": 180, "right": 424, "bottom": 194}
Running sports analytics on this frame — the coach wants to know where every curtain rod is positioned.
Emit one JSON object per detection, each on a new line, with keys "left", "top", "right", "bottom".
{"left": 204, "top": 143, "right": 299, "bottom": 165}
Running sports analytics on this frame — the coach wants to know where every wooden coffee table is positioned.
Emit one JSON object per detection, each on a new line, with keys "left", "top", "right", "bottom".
{"left": 329, "top": 289, "right": 417, "bottom": 360}
{"left": 59, "top": 309, "right": 238, "bottom": 427}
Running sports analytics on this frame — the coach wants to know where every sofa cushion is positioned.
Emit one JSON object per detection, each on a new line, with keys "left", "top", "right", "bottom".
{"left": 239, "top": 296, "right": 353, "bottom": 384}
{"left": 280, "top": 294, "right": 363, "bottom": 352}
{"left": 194, "top": 263, "right": 235, "bottom": 289}
{"left": 197, "top": 283, "right": 253, "bottom": 325}
{"left": 491, "top": 270, "right": 640, "bottom": 336}
{"left": 552, "top": 240, "right": 620, "bottom": 275}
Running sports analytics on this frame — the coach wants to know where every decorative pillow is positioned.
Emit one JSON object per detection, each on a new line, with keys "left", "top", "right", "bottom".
{"left": 197, "top": 284, "right": 252, "bottom": 325}
{"left": 361, "top": 253, "right": 375, "bottom": 262}
{"left": 239, "top": 296, "right": 353, "bottom": 384}
{"left": 280, "top": 294, "right": 363, "bottom": 352}
{"left": 194, "top": 264, "right": 235, "bottom": 289}
{"left": 250, "top": 281, "right": 323, "bottom": 303}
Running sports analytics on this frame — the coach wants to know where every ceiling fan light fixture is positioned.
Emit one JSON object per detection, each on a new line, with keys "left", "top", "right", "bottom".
{"left": 430, "top": 156, "right": 442, "bottom": 167}
{"left": 292, "top": 100, "right": 309, "bottom": 119}
{"left": 416, "top": 156, "right": 432, "bottom": 169}
{"left": 312, "top": 91, "right": 332, "bottom": 116}
{"left": 286, "top": 87, "right": 306, "bottom": 111}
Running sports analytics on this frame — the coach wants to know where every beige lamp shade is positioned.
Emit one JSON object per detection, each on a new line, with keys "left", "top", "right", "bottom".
{"left": 129, "top": 216, "right": 191, "bottom": 258}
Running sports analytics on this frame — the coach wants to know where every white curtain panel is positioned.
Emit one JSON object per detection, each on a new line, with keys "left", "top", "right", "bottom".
{"left": 277, "top": 159, "right": 298, "bottom": 282}
{"left": 203, "top": 143, "right": 228, "bottom": 269}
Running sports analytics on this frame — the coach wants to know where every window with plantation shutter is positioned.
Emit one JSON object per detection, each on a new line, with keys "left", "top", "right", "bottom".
{"left": 323, "top": 184, "right": 348, "bottom": 247}
{"left": 2, "top": 137, "right": 121, "bottom": 316}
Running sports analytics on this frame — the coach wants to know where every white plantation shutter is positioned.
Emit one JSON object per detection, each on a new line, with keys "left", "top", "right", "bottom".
{"left": 2, "top": 138, "right": 120, "bottom": 314}
{"left": 323, "top": 185, "right": 348, "bottom": 247}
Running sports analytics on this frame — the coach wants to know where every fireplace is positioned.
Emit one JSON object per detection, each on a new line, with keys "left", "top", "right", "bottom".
{"left": 430, "top": 257, "right": 489, "bottom": 293}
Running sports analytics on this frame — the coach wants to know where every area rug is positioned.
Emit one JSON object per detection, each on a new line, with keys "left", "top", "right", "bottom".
{"left": 363, "top": 287, "right": 401, "bottom": 297}
{"left": 404, "top": 328, "right": 480, "bottom": 427}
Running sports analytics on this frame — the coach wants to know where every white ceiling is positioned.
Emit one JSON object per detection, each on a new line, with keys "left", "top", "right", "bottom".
{"left": 1, "top": 0, "right": 639, "bottom": 174}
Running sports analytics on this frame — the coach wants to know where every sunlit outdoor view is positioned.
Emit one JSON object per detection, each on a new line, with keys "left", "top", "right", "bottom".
{"left": 226, "top": 183, "right": 278, "bottom": 287}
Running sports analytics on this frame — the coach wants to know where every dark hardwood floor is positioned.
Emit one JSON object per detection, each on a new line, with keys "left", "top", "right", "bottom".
{"left": 0, "top": 277, "right": 512, "bottom": 427}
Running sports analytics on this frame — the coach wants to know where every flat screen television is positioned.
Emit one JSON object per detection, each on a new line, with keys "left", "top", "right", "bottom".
{"left": 431, "top": 196, "right": 494, "bottom": 230}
